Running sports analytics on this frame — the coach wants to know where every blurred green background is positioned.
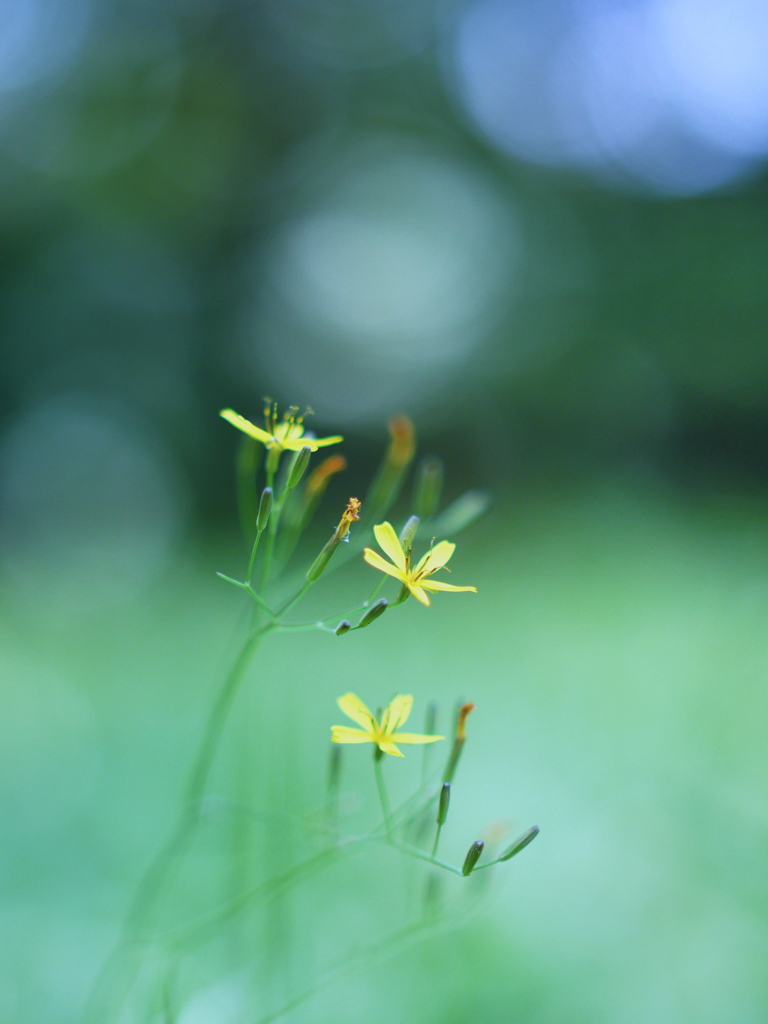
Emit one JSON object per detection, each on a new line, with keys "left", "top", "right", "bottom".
{"left": 2, "top": 0, "right": 768, "bottom": 1020}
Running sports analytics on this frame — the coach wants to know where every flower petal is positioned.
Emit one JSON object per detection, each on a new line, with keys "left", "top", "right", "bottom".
{"left": 406, "top": 582, "right": 431, "bottom": 606}
{"left": 331, "top": 725, "right": 373, "bottom": 743}
{"left": 363, "top": 548, "right": 405, "bottom": 581}
{"left": 373, "top": 522, "right": 407, "bottom": 571}
{"left": 415, "top": 540, "right": 455, "bottom": 575}
{"left": 311, "top": 435, "right": 344, "bottom": 448}
{"left": 377, "top": 741, "right": 404, "bottom": 757}
{"left": 390, "top": 732, "right": 444, "bottom": 745}
{"left": 382, "top": 694, "right": 413, "bottom": 733}
{"left": 336, "top": 692, "right": 376, "bottom": 729}
{"left": 219, "top": 409, "right": 273, "bottom": 445}
{"left": 419, "top": 581, "right": 477, "bottom": 593}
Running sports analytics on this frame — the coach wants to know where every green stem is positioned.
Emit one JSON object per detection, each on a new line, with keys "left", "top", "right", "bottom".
{"left": 245, "top": 586, "right": 277, "bottom": 618}
{"left": 257, "top": 460, "right": 278, "bottom": 596}
{"left": 84, "top": 625, "right": 273, "bottom": 1023}
{"left": 373, "top": 753, "right": 393, "bottom": 835}
{"left": 277, "top": 578, "right": 390, "bottom": 632}
{"left": 430, "top": 824, "right": 443, "bottom": 859}
{"left": 251, "top": 919, "right": 432, "bottom": 1024}
{"left": 246, "top": 532, "right": 262, "bottom": 585}
{"left": 275, "top": 581, "right": 312, "bottom": 617}
{"left": 389, "top": 837, "right": 463, "bottom": 876}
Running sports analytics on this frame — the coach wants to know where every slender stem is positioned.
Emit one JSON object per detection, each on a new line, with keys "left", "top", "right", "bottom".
{"left": 165, "top": 845, "right": 354, "bottom": 949}
{"left": 257, "top": 460, "right": 278, "bottom": 596}
{"left": 276, "top": 577, "right": 390, "bottom": 632}
{"left": 430, "top": 824, "right": 443, "bottom": 859}
{"left": 389, "top": 837, "right": 463, "bottom": 876}
{"left": 246, "top": 532, "right": 262, "bottom": 585}
{"left": 216, "top": 576, "right": 277, "bottom": 620}
{"left": 251, "top": 919, "right": 433, "bottom": 1024}
{"left": 183, "top": 627, "right": 272, "bottom": 809}
{"left": 244, "top": 586, "right": 277, "bottom": 618}
{"left": 275, "top": 580, "right": 312, "bottom": 617}
{"left": 84, "top": 625, "right": 273, "bottom": 1023}
{"left": 373, "top": 753, "right": 393, "bottom": 835}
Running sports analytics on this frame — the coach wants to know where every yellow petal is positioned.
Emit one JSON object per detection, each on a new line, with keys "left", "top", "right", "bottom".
{"left": 419, "top": 581, "right": 477, "bottom": 593}
{"left": 336, "top": 692, "right": 376, "bottom": 729}
{"left": 382, "top": 694, "right": 413, "bottom": 733}
{"left": 363, "top": 548, "right": 405, "bottom": 581}
{"left": 390, "top": 732, "right": 445, "bottom": 745}
{"left": 219, "top": 409, "right": 274, "bottom": 445}
{"left": 282, "top": 438, "right": 319, "bottom": 452}
{"left": 415, "top": 540, "right": 455, "bottom": 575}
{"left": 331, "top": 725, "right": 374, "bottom": 743}
{"left": 377, "top": 741, "right": 404, "bottom": 757}
{"left": 311, "top": 435, "right": 344, "bottom": 448}
{"left": 373, "top": 522, "right": 407, "bottom": 571}
{"left": 406, "top": 582, "right": 431, "bottom": 606}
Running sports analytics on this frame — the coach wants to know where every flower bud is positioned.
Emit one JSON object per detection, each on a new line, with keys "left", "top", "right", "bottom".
{"left": 498, "top": 826, "right": 540, "bottom": 862}
{"left": 432, "top": 490, "right": 490, "bottom": 537}
{"left": 256, "top": 487, "right": 273, "bottom": 533}
{"left": 334, "top": 620, "right": 352, "bottom": 635}
{"left": 413, "top": 456, "right": 443, "bottom": 518}
{"left": 285, "top": 446, "right": 312, "bottom": 491}
{"left": 456, "top": 702, "right": 475, "bottom": 742}
{"left": 365, "top": 415, "right": 416, "bottom": 519}
{"left": 356, "top": 598, "right": 387, "bottom": 629}
{"left": 399, "top": 515, "right": 420, "bottom": 560}
{"left": 304, "top": 455, "right": 347, "bottom": 499}
{"left": 442, "top": 702, "right": 475, "bottom": 784}
{"left": 461, "top": 840, "right": 484, "bottom": 876}
{"left": 387, "top": 414, "right": 416, "bottom": 467}
{"left": 436, "top": 782, "right": 451, "bottom": 826}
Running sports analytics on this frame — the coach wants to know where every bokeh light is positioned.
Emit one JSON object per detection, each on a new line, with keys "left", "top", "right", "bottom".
{"left": 244, "top": 136, "right": 522, "bottom": 423}
{"left": 0, "top": 22, "right": 182, "bottom": 178}
{"left": 0, "top": 0, "right": 90, "bottom": 96}
{"left": 0, "top": 396, "right": 187, "bottom": 616}
{"left": 450, "top": 0, "right": 768, "bottom": 194}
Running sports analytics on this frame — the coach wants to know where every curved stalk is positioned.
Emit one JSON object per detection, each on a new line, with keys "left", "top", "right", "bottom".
{"left": 84, "top": 625, "right": 274, "bottom": 1023}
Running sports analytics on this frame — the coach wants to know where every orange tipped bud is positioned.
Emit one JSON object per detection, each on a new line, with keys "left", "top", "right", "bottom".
{"left": 305, "top": 454, "right": 347, "bottom": 497}
{"left": 387, "top": 414, "right": 416, "bottom": 467}
{"left": 456, "top": 702, "right": 476, "bottom": 742}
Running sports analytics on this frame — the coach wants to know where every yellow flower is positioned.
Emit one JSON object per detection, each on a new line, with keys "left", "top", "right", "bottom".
{"left": 363, "top": 522, "right": 478, "bottom": 607}
{"left": 331, "top": 692, "right": 443, "bottom": 757}
{"left": 219, "top": 401, "right": 343, "bottom": 452}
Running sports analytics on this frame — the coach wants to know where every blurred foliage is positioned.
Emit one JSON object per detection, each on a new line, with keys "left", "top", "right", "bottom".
{"left": 0, "top": 0, "right": 767, "bottom": 514}
{"left": 3, "top": 488, "right": 768, "bottom": 1022}
{"left": 2, "top": 0, "right": 768, "bottom": 1021}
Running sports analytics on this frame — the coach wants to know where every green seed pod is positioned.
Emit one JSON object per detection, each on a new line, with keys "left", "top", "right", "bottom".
{"left": 461, "top": 840, "right": 485, "bottom": 876}
{"left": 286, "top": 446, "right": 312, "bottom": 492}
{"left": 357, "top": 599, "right": 388, "bottom": 629}
{"left": 436, "top": 782, "right": 451, "bottom": 826}
{"left": 256, "top": 487, "right": 273, "bottom": 533}
{"left": 413, "top": 456, "right": 444, "bottom": 518}
{"left": 334, "top": 620, "right": 352, "bottom": 635}
{"left": 306, "top": 541, "right": 335, "bottom": 582}
{"left": 498, "top": 826, "right": 540, "bottom": 862}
